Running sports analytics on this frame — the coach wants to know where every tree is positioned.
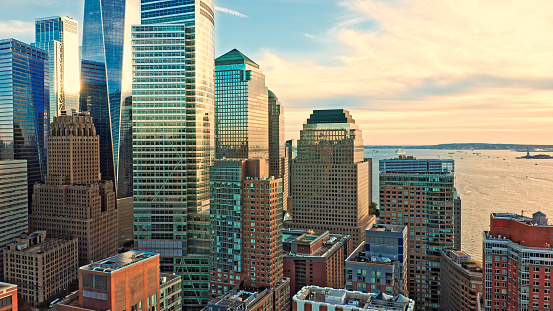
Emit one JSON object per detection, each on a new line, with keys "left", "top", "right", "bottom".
{"left": 369, "top": 202, "right": 380, "bottom": 217}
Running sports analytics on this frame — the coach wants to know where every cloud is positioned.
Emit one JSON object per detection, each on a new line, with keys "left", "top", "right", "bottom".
{"left": 214, "top": 6, "right": 248, "bottom": 18}
{"left": 0, "top": 20, "right": 34, "bottom": 35}
{"left": 304, "top": 33, "right": 316, "bottom": 39}
{"left": 258, "top": 0, "right": 553, "bottom": 144}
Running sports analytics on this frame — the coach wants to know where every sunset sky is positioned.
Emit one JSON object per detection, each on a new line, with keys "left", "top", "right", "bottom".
{"left": 2, "top": 0, "right": 553, "bottom": 145}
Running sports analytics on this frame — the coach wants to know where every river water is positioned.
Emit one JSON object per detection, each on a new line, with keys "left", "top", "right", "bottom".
{"left": 365, "top": 148, "right": 553, "bottom": 262}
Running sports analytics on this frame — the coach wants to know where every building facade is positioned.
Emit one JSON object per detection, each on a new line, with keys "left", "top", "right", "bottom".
{"left": 0, "top": 160, "right": 28, "bottom": 281}
{"left": 345, "top": 224, "right": 408, "bottom": 296}
{"left": 132, "top": 1, "right": 215, "bottom": 308}
{"left": 483, "top": 212, "right": 553, "bottom": 311}
{"left": 283, "top": 230, "right": 354, "bottom": 297}
{"left": 0, "top": 39, "right": 49, "bottom": 207}
{"left": 379, "top": 156, "right": 458, "bottom": 310}
{"left": 215, "top": 49, "right": 269, "bottom": 160}
{"left": 440, "top": 250, "right": 483, "bottom": 311}
{"left": 210, "top": 159, "right": 286, "bottom": 298}
{"left": 292, "top": 286, "right": 415, "bottom": 311}
{"left": 57, "top": 251, "right": 160, "bottom": 311}
{"left": 160, "top": 274, "right": 183, "bottom": 311}
{"left": 29, "top": 114, "right": 118, "bottom": 266}
{"left": 35, "top": 16, "right": 80, "bottom": 120}
{"left": 285, "top": 110, "right": 373, "bottom": 244}
{"left": 0, "top": 282, "right": 17, "bottom": 311}
{"left": 3, "top": 231, "right": 78, "bottom": 306}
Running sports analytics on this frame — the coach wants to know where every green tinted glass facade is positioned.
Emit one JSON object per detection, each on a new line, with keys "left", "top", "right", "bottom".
{"left": 132, "top": 0, "right": 215, "bottom": 308}
{"left": 215, "top": 49, "right": 269, "bottom": 160}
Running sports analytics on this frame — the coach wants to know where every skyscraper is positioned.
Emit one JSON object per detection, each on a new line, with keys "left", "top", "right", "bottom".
{"left": 215, "top": 49, "right": 269, "bottom": 160}
{"left": 379, "top": 156, "right": 458, "bottom": 311}
{"left": 30, "top": 114, "right": 118, "bottom": 266}
{"left": 132, "top": 1, "right": 215, "bottom": 308}
{"left": 268, "top": 90, "right": 289, "bottom": 211}
{"left": 285, "top": 109, "right": 374, "bottom": 244}
{"left": 35, "top": 16, "right": 80, "bottom": 120}
{"left": 209, "top": 159, "right": 290, "bottom": 310}
{"left": 0, "top": 160, "right": 28, "bottom": 281}
{"left": 0, "top": 39, "right": 49, "bottom": 207}
{"left": 483, "top": 212, "right": 553, "bottom": 311}
{"left": 439, "top": 250, "right": 483, "bottom": 311}
{"left": 80, "top": 0, "right": 137, "bottom": 200}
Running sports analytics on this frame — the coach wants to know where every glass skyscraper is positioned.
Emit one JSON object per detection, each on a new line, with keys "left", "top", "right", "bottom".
{"left": 35, "top": 16, "right": 80, "bottom": 121}
{"left": 379, "top": 157, "right": 458, "bottom": 311}
{"left": 132, "top": 0, "right": 215, "bottom": 308}
{"left": 215, "top": 49, "right": 269, "bottom": 160}
{"left": 0, "top": 39, "right": 49, "bottom": 208}
{"left": 80, "top": 0, "right": 136, "bottom": 198}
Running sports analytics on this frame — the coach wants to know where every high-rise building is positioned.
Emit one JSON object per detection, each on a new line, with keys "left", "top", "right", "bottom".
{"left": 205, "top": 280, "right": 291, "bottom": 311}
{"left": 214, "top": 49, "right": 269, "bottom": 160}
{"left": 345, "top": 224, "right": 408, "bottom": 296}
{"left": 454, "top": 193, "right": 462, "bottom": 250}
{"left": 80, "top": 0, "right": 137, "bottom": 200}
{"left": 3, "top": 231, "right": 78, "bottom": 307}
{"left": 0, "top": 282, "right": 17, "bottom": 311}
{"left": 483, "top": 212, "right": 553, "bottom": 311}
{"left": 439, "top": 250, "right": 483, "bottom": 311}
{"left": 285, "top": 109, "right": 374, "bottom": 244}
{"left": 292, "top": 286, "right": 415, "bottom": 311}
{"left": 29, "top": 114, "right": 118, "bottom": 266}
{"left": 379, "top": 156, "right": 458, "bottom": 311}
{"left": 0, "top": 39, "right": 49, "bottom": 207}
{"left": 35, "top": 16, "right": 80, "bottom": 120}
{"left": 132, "top": 1, "right": 215, "bottom": 308}
{"left": 209, "top": 159, "right": 288, "bottom": 310}
{"left": 0, "top": 160, "right": 28, "bottom": 281}
{"left": 283, "top": 229, "right": 354, "bottom": 297}
{"left": 268, "top": 90, "right": 288, "bottom": 211}
{"left": 285, "top": 140, "right": 295, "bottom": 161}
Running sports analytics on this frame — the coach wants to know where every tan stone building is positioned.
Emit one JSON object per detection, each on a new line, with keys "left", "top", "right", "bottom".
{"left": 285, "top": 110, "right": 374, "bottom": 244}
{"left": 440, "top": 250, "right": 483, "bottom": 311}
{"left": 3, "top": 231, "right": 78, "bottom": 306}
{"left": 30, "top": 114, "right": 118, "bottom": 266}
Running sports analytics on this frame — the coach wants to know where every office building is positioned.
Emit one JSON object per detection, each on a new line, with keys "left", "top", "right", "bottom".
{"left": 35, "top": 16, "right": 80, "bottom": 120}
{"left": 205, "top": 279, "right": 290, "bottom": 311}
{"left": 210, "top": 160, "right": 287, "bottom": 301}
{"left": 379, "top": 156, "right": 458, "bottom": 311}
{"left": 283, "top": 229, "right": 354, "bottom": 296}
{"left": 268, "top": 90, "right": 288, "bottom": 212}
{"left": 285, "top": 140, "right": 295, "bottom": 161}
{"left": 0, "top": 39, "right": 49, "bottom": 207}
{"left": 483, "top": 212, "right": 553, "bottom": 311}
{"left": 285, "top": 109, "right": 374, "bottom": 244}
{"left": 57, "top": 251, "right": 160, "bottom": 311}
{"left": 440, "top": 250, "right": 483, "bottom": 311}
{"left": 29, "top": 114, "right": 118, "bottom": 266}
{"left": 292, "top": 286, "right": 415, "bottom": 311}
{"left": 454, "top": 193, "right": 462, "bottom": 250}
{"left": 160, "top": 274, "right": 183, "bottom": 311}
{"left": 345, "top": 224, "right": 408, "bottom": 296}
{"left": 0, "top": 160, "right": 28, "bottom": 281}
{"left": 364, "top": 158, "right": 373, "bottom": 205}
{"left": 132, "top": 1, "right": 215, "bottom": 308}
{"left": 0, "top": 282, "right": 17, "bottom": 311}
{"left": 3, "top": 231, "right": 78, "bottom": 306}
{"left": 215, "top": 49, "right": 269, "bottom": 160}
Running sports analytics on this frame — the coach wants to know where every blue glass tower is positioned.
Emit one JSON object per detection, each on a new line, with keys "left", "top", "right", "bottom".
{"left": 0, "top": 39, "right": 49, "bottom": 209}
{"left": 80, "top": 0, "right": 126, "bottom": 192}
{"left": 35, "top": 16, "right": 80, "bottom": 122}
{"left": 132, "top": 0, "right": 215, "bottom": 308}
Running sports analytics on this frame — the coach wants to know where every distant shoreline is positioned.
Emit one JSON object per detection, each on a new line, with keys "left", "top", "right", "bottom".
{"left": 364, "top": 144, "right": 553, "bottom": 151}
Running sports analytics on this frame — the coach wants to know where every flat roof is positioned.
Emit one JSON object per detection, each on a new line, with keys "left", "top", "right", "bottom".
{"left": 0, "top": 282, "right": 17, "bottom": 291}
{"left": 81, "top": 251, "right": 159, "bottom": 273}
{"left": 368, "top": 224, "right": 406, "bottom": 232}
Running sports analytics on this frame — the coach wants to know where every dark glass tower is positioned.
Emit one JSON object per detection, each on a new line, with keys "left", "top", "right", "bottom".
{"left": 80, "top": 0, "right": 127, "bottom": 195}
{"left": 0, "top": 39, "right": 49, "bottom": 208}
{"left": 132, "top": 0, "right": 215, "bottom": 308}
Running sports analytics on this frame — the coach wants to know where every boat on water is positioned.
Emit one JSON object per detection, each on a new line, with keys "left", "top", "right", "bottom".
{"left": 396, "top": 149, "right": 406, "bottom": 155}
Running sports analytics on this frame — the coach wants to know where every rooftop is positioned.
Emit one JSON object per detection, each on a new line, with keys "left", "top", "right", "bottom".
{"left": 283, "top": 229, "right": 349, "bottom": 258}
{"left": 215, "top": 49, "right": 259, "bottom": 69}
{"left": 492, "top": 212, "right": 550, "bottom": 226}
{"left": 307, "top": 109, "right": 355, "bottom": 125}
{"left": 368, "top": 224, "right": 407, "bottom": 233}
{"left": 81, "top": 250, "right": 159, "bottom": 273}
{"left": 294, "top": 286, "right": 414, "bottom": 311}
{"left": 0, "top": 282, "right": 17, "bottom": 291}
{"left": 346, "top": 243, "right": 395, "bottom": 266}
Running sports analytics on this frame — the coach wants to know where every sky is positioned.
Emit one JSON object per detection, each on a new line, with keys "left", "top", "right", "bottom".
{"left": 2, "top": 0, "right": 553, "bottom": 145}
